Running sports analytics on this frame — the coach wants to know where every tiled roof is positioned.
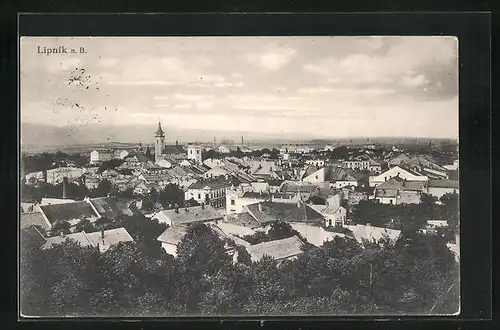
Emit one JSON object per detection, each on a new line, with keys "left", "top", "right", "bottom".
{"left": 246, "top": 235, "right": 305, "bottom": 262}
{"left": 376, "top": 176, "right": 427, "bottom": 192}
{"left": 89, "top": 197, "right": 134, "bottom": 218}
{"left": 428, "top": 179, "right": 459, "bottom": 189}
{"left": 225, "top": 212, "right": 262, "bottom": 228}
{"left": 86, "top": 227, "right": 134, "bottom": 252}
{"left": 20, "top": 212, "right": 50, "bottom": 231}
{"left": 242, "top": 191, "right": 271, "bottom": 199}
{"left": 163, "top": 145, "right": 185, "bottom": 154}
{"left": 155, "top": 205, "right": 224, "bottom": 225}
{"left": 245, "top": 201, "right": 324, "bottom": 225}
{"left": 388, "top": 153, "right": 411, "bottom": 165}
{"left": 39, "top": 202, "right": 99, "bottom": 224}
{"left": 301, "top": 165, "right": 320, "bottom": 179}
{"left": 327, "top": 167, "right": 360, "bottom": 182}
{"left": 157, "top": 225, "right": 188, "bottom": 245}
{"left": 188, "top": 178, "right": 231, "bottom": 190}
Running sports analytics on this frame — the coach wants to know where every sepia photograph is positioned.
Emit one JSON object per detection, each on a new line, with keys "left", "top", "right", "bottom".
{"left": 20, "top": 36, "right": 460, "bottom": 317}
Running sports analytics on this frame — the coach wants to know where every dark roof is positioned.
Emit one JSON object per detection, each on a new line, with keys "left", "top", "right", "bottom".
{"left": 245, "top": 201, "right": 324, "bottom": 225}
{"left": 21, "top": 225, "right": 47, "bottom": 247}
{"left": 188, "top": 178, "right": 232, "bottom": 190}
{"left": 39, "top": 201, "right": 99, "bottom": 224}
{"left": 89, "top": 197, "right": 134, "bottom": 219}
{"left": 20, "top": 212, "right": 50, "bottom": 231}
{"left": 242, "top": 191, "right": 271, "bottom": 199}
{"left": 302, "top": 165, "right": 320, "bottom": 179}
{"left": 428, "top": 179, "right": 459, "bottom": 189}
{"left": 327, "top": 167, "right": 360, "bottom": 182}
{"left": 163, "top": 145, "right": 185, "bottom": 155}
{"left": 225, "top": 212, "right": 262, "bottom": 228}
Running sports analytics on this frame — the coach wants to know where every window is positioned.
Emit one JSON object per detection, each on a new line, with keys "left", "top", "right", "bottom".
{"left": 231, "top": 199, "right": 235, "bottom": 205}
{"left": 190, "top": 150, "right": 193, "bottom": 154}
{"left": 329, "top": 219, "right": 332, "bottom": 227}
{"left": 198, "top": 193, "right": 201, "bottom": 199}
{"left": 390, "top": 199, "right": 393, "bottom": 204}
{"left": 315, "top": 175, "right": 318, "bottom": 179}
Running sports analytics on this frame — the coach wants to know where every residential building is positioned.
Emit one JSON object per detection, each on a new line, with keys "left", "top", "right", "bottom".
{"left": 368, "top": 158, "right": 387, "bottom": 173}
{"left": 157, "top": 223, "right": 246, "bottom": 259}
{"left": 324, "top": 145, "right": 335, "bottom": 152}
{"left": 345, "top": 223, "right": 401, "bottom": 245}
{"left": 289, "top": 223, "right": 345, "bottom": 247}
{"left": 305, "top": 159, "right": 325, "bottom": 167}
{"left": 40, "top": 227, "right": 134, "bottom": 253}
{"left": 343, "top": 159, "right": 370, "bottom": 171}
{"left": 329, "top": 167, "right": 361, "bottom": 189}
{"left": 86, "top": 197, "right": 134, "bottom": 219}
{"left": 388, "top": 153, "right": 411, "bottom": 167}
{"left": 369, "top": 165, "right": 428, "bottom": 187}
{"left": 374, "top": 176, "right": 426, "bottom": 205}
{"left": 245, "top": 235, "right": 305, "bottom": 263}
{"left": 203, "top": 166, "right": 229, "bottom": 179}
{"left": 152, "top": 204, "right": 223, "bottom": 227}
{"left": 185, "top": 178, "right": 232, "bottom": 208}
{"left": 242, "top": 201, "right": 325, "bottom": 226}
{"left": 187, "top": 144, "right": 203, "bottom": 164}
{"left": 427, "top": 179, "right": 459, "bottom": 198}
{"left": 90, "top": 150, "right": 113, "bottom": 164}
{"left": 45, "top": 167, "right": 85, "bottom": 185}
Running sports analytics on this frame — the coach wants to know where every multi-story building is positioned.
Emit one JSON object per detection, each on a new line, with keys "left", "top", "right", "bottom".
{"left": 187, "top": 144, "right": 203, "bottom": 164}
{"left": 185, "top": 178, "right": 232, "bottom": 208}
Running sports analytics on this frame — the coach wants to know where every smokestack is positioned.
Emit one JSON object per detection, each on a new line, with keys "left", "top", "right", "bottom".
{"left": 62, "top": 177, "right": 69, "bottom": 199}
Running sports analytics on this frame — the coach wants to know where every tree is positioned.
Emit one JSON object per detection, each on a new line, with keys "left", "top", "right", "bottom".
{"left": 51, "top": 221, "right": 71, "bottom": 236}
{"left": 236, "top": 245, "right": 252, "bottom": 265}
{"left": 74, "top": 219, "right": 96, "bottom": 233}
{"left": 92, "top": 179, "right": 113, "bottom": 197}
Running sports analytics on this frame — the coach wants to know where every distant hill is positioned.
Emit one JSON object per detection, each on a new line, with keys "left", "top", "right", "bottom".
{"left": 20, "top": 123, "right": 457, "bottom": 153}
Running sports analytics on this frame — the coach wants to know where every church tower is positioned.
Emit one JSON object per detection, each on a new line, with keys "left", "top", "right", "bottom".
{"left": 154, "top": 121, "right": 165, "bottom": 162}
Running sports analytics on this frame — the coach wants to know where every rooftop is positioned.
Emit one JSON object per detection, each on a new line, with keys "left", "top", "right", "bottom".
{"left": 157, "top": 225, "right": 188, "bottom": 245}
{"left": 154, "top": 205, "right": 224, "bottom": 225}
{"left": 225, "top": 212, "right": 262, "bottom": 228}
{"left": 20, "top": 212, "right": 50, "bottom": 231}
{"left": 39, "top": 201, "right": 99, "bottom": 224}
{"left": 188, "top": 178, "right": 231, "bottom": 190}
{"left": 245, "top": 201, "right": 324, "bottom": 225}
{"left": 89, "top": 197, "right": 134, "bottom": 219}
{"left": 86, "top": 227, "right": 134, "bottom": 252}
{"left": 246, "top": 235, "right": 305, "bottom": 262}
{"left": 428, "top": 179, "right": 459, "bottom": 189}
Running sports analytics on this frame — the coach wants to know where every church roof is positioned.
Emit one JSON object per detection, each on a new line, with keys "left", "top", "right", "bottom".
{"left": 155, "top": 122, "right": 165, "bottom": 138}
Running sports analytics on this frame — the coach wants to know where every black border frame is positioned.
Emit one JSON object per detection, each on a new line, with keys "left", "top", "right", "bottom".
{"left": 10, "top": 11, "right": 492, "bottom": 328}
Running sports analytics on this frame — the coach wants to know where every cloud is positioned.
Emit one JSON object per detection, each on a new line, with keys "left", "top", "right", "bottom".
{"left": 174, "top": 94, "right": 213, "bottom": 101}
{"left": 174, "top": 103, "right": 191, "bottom": 109}
{"left": 302, "top": 36, "right": 457, "bottom": 99}
{"left": 245, "top": 48, "right": 297, "bottom": 70}
{"left": 401, "top": 74, "right": 429, "bottom": 88}
{"left": 196, "top": 101, "right": 214, "bottom": 109}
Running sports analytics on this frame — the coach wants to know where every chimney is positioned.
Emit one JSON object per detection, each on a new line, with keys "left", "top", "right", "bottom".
{"left": 258, "top": 202, "right": 263, "bottom": 213}
{"left": 62, "top": 176, "right": 69, "bottom": 199}
{"left": 60, "top": 231, "right": 65, "bottom": 237}
{"left": 101, "top": 229, "right": 105, "bottom": 239}
{"left": 201, "top": 202, "right": 205, "bottom": 209}
{"left": 175, "top": 207, "right": 179, "bottom": 213}
{"left": 176, "top": 140, "right": 178, "bottom": 146}
{"left": 366, "top": 222, "right": 371, "bottom": 227}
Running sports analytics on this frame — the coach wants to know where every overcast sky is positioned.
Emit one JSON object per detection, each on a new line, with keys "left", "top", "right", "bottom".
{"left": 21, "top": 36, "right": 458, "bottom": 139}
